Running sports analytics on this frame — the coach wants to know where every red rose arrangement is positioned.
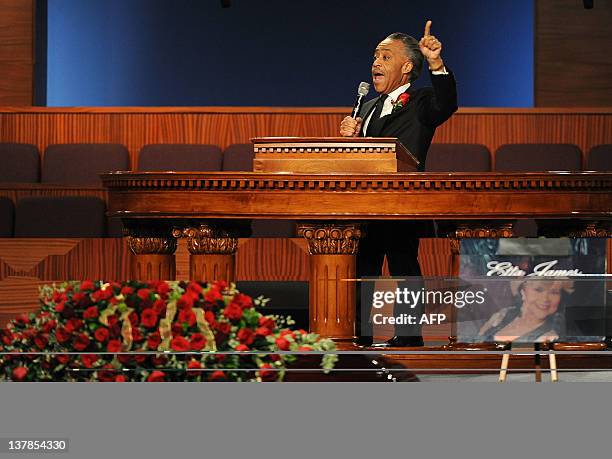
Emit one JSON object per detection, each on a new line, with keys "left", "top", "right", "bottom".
{"left": 0, "top": 281, "right": 337, "bottom": 382}
{"left": 391, "top": 92, "right": 410, "bottom": 113}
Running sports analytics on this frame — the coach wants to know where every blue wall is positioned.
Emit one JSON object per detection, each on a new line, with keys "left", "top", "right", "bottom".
{"left": 46, "top": 0, "right": 533, "bottom": 107}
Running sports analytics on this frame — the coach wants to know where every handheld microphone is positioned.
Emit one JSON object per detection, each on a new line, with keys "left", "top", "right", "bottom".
{"left": 351, "top": 82, "right": 370, "bottom": 118}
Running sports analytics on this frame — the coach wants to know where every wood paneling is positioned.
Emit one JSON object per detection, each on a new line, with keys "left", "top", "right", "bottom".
{"left": 0, "top": 0, "right": 33, "bottom": 105}
{"left": 0, "top": 236, "right": 457, "bottom": 326}
{"left": 536, "top": 0, "right": 612, "bottom": 106}
{"left": 1, "top": 107, "right": 611, "bottom": 170}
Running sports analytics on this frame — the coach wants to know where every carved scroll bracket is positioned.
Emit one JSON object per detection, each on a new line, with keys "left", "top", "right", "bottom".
{"left": 297, "top": 223, "right": 363, "bottom": 255}
{"left": 173, "top": 224, "right": 240, "bottom": 255}
{"left": 538, "top": 220, "right": 611, "bottom": 238}
{"left": 123, "top": 222, "right": 178, "bottom": 255}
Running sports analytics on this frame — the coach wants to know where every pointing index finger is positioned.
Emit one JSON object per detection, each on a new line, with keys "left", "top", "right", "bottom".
{"left": 424, "top": 20, "right": 432, "bottom": 37}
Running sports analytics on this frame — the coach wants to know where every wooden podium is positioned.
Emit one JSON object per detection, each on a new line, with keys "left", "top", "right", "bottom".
{"left": 252, "top": 137, "right": 419, "bottom": 173}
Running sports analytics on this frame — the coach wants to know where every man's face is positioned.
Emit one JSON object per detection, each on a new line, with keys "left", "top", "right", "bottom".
{"left": 371, "top": 38, "right": 413, "bottom": 94}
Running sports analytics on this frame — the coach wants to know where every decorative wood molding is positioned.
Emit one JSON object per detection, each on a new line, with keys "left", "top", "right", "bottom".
{"left": 297, "top": 223, "right": 362, "bottom": 255}
{"left": 453, "top": 223, "right": 515, "bottom": 239}
{"left": 103, "top": 172, "right": 612, "bottom": 193}
{"left": 173, "top": 224, "right": 239, "bottom": 255}
{"left": 126, "top": 237, "right": 177, "bottom": 255}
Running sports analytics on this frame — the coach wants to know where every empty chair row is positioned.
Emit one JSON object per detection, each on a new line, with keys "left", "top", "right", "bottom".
{"left": 425, "top": 143, "right": 612, "bottom": 172}
{"left": 1, "top": 143, "right": 611, "bottom": 185}
{"left": 0, "top": 196, "right": 112, "bottom": 238}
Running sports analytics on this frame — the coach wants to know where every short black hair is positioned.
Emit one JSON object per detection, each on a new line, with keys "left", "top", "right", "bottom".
{"left": 386, "top": 32, "right": 424, "bottom": 83}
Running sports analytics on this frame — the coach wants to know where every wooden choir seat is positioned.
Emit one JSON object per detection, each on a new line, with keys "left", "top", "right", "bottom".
{"left": 42, "top": 144, "right": 130, "bottom": 186}
{"left": 222, "top": 143, "right": 255, "bottom": 171}
{"left": 138, "top": 144, "right": 222, "bottom": 171}
{"left": 0, "top": 196, "right": 14, "bottom": 237}
{"left": 425, "top": 143, "right": 491, "bottom": 172}
{"left": 587, "top": 145, "right": 612, "bottom": 171}
{"left": 14, "top": 196, "right": 107, "bottom": 238}
{"left": 0, "top": 143, "right": 40, "bottom": 183}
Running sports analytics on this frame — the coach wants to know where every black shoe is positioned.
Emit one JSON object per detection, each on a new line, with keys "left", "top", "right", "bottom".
{"left": 354, "top": 336, "right": 373, "bottom": 347}
{"left": 372, "top": 336, "right": 424, "bottom": 348}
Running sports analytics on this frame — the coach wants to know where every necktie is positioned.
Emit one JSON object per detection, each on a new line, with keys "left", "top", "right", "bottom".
{"left": 366, "top": 94, "right": 389, "bottom": 137}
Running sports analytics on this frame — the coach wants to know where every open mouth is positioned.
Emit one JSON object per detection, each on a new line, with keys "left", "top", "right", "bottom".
{"left": 372, "top": 70, "right": 384, "bottom": 83}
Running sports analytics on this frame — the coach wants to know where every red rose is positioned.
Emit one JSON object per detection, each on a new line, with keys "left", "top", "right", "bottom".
{"left": 171, "top": 336, "right": 190, "bottom": 352}
{"left": 210, "top": 370, "right": 226, "bottom": 381}
{"left": 118, "top": 354, "right": 132, "bottom": 364}
{"left": 258, "top": 316, "right": 276, "bottom": 329}
{"left": 12, "top": 366, "right": 28, "bottom": 381}
{"left": 398, "top": 92, "right": 409, "bottom": 104}
{"left": 141, "top": 308, "right": 158, "bottom": 328}
{"left": 151, "top": 355, "right": 167, "bottom": 366}
{"left": 156, "top": 282, "right": 170, "bottom": 296}
{"left": 81, "top": 354, "right": 98, "bottom": 368}
{"left": 34, "top": 333, "right": 49, "bottom": 350}
{"left": 298, "top": 345, "right": 313, "bottom": 351}
{"left": 215, "top": 321, "right": 231, "bottom": 335}
{"left": 223, "top": 303, "right": 243, "bottom": 321}
{"left": 128, "top": 311, "right": 139, "bottom": 327}
{"left": 83, "top": 306, "right": 99, "bottom": 319}
{"left": 65, "top": 318, "right": 83, "bottom": 333}
{"left": 115, "top": 375, "right": 127, "bottom": 382}
{"left": 213, "top": 281, "right": 228, "bottom": 291}
{"left": 107, "top": 315, "right": 118, "bottom": 328}
{"left": 190, "top": 333, "right": 207, "bottom": 351}
{"left": 54, "top": 301, "right": 65, "bottom": 313}
{"left": 134, "top": 354, "right": 147, "bottom": 364}
{"left": 152, "top": 299, "right": 166, "bottom": 316}
{"left": 42, "top": 320, "right": 57, "bottom": 334}
{"left": 72, "top": 292, "right": 84, "bottom": 303}
{"left": 56, "top": 354, "right": 70, "bottom": 365}
{"left": 92, "top": 289, "right": 113, "bottom": 302}
{"left": 16, "top": 313, "right": 30, "bottom": 325}
{"left": 233, "top": 293, "right": 253, "bottom": 309}
{"left": 204, "top": 310, "right": 216, "bottom": 325}
{"left": 275, "top": 337, "right": 291, "bottom": 351}
{"left": 55, "top": 327, "right": 71, "bottom": 344}
{"left": 205, "top": 288, "right": 223, "bottom": 304}
{"left": 1, "top": 331, "right": 15, "bottom": 345}
{"left": 171, "top": 323, "right": 184, "bottom": 337}
{"left": 280, "top": 329, "right": 295, "bottom": 339}
{"left": 147, "top": 332, "right": 162, "bottom": 350}
{"left": 259, "top": 363, "right": 277, "bottom": 382}
{"left": 177, "top": 294, "right": 194, "bottom": 309}
{"left": 187, "top": 282, "right": 203, "bottom": 295}
{"left": 94, "top": 327, "right": 110, "bottom": 342}
{"left": 187, "top": 360, "right": 202, "bottom": 374}
{"left": 120, "top": 286, "right": 134, "bottom": 296}
{"left": 237, "top": 328, "right": 255, "bottom": 345}
{"left": 107, "top": 339, "right": 122, "bottom": 352}
{"left": 132, "top": 328, "right": 144, "bottom": 342}
{"left": 255, "top": 326, "right": 272, "bottom": 337}
{"left": 137, "top": 288, "right": 151, "bottom": 301}
{"left": 235, "top": 344, "right": 249, "bottom": 351}
{"left": 178, "top": 309, "right": 197, "bottom": 328}
{"left": 147, "top": 371, "right": 165, "bottom": 382}
{"left": 73, "top": 333, "right": 90, "bottom": 351}
{"left": 80, "top": 280, "right": 95, "bottom": 291}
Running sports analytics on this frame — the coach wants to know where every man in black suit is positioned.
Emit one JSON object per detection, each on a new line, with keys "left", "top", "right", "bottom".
{"left": 340, "top": 21, "right": 458, "bottom": 347}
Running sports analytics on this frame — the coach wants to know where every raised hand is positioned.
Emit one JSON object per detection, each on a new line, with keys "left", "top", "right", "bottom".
{"left": 419, "top": 20, "right": 443, "bottom": 67}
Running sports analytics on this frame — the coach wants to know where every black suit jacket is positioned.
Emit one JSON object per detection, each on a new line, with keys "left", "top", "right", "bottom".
{"left": 358, "top": 70, "right": 458, "bottom": 171}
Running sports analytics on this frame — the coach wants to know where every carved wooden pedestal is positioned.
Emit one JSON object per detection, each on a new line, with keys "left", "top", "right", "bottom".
{"left": 126, "top": 236, "right": 177, "bottom": 280}
{"left": 173, "top": 224, "right": 240, "bottom": 282}
{"left": 298, "top": 223, "right": 362, "bottom": 340}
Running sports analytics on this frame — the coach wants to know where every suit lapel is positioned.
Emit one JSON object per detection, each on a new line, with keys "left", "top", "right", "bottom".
{"left": 376, "top": 89, "right": 415, "bottom": 132}
{"left": 359, "top": 98, "right": 377, "bottom": 136}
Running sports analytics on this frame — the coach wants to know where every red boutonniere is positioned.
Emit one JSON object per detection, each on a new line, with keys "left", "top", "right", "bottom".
{"left": 391, "top": 92, "right": 410, "bottom": 113}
